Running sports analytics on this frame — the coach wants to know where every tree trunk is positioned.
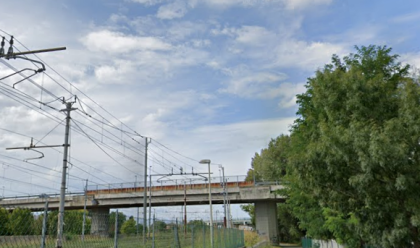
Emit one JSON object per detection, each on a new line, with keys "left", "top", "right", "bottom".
{"left": 411, "top": 226, "right": 420, "bottom": 248}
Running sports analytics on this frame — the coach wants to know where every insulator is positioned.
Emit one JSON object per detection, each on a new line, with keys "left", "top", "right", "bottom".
{"left": 7, "top": 36, "right": 14, "bottom": 56}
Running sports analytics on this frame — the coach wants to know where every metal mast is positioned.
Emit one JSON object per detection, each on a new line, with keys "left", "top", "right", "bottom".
{"left": 56, "top": 101, "right": 76, "bottom": 248}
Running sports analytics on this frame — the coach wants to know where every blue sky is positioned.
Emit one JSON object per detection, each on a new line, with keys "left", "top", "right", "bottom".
{"left": 1, "top": 0, "right": 420, "bottom": 219}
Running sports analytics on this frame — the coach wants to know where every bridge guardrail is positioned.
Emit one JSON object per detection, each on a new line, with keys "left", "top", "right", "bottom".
{"left": 87, "top": 175, "right": 249, "bottom": 193}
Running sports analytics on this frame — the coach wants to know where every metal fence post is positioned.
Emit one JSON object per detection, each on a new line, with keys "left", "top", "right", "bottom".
{"left": 152, "top": 213, "right": 156, "bottom": 248}
{"left": 191, "top": 225, "right": 195, "bottom": 248}
{"left": 41, "top": 198, "right": 48, "bottom": 248}
{"left": 114, "top": 210, "right": 119, "bottom": 248}
{"left": 218, "top": 227, "right": 221, "bottom": 248}
{"left": 173, "top": 219, "right": 181, "bottom": 248}
{"left": 203, "top": 224, "right": 206, "bottom": 248}
{"left": 82, "top": 179, "right": 88, "bottom": 242}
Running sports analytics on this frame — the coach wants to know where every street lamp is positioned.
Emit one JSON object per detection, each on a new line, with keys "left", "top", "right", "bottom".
{"left": 200, "top": 159, "right": 214, "bottom": 248}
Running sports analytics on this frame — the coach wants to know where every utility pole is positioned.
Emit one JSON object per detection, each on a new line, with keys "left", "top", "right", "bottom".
{"left": 220, "top": 166, "right": 227, "bottom": 228}
{"left": 56, "top": 101, "right": 76, "bottom": 248}
{"left": 143, "top": 137, "right": 151, "bottom": 244}
{"left": 184, "top": 181, "right": 187, "bottom": 238}
{"left": 1, "top": 35, "right": 67, "bottom": 248}
{"left": 82, "top": 179, "right": 88, "bottom": 242}
{"left": 148, "top": 166, "right": 152, "bottom": 238}
{"left": 135, "top": 175, "right": 139, "bottom": 236}
{"left": 6, "top": 99, "right": 76, "bottom": 248}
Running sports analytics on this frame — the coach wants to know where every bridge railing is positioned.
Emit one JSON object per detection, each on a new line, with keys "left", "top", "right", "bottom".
{"left": 87, "top": 175, "right": 252, "bottom": 194}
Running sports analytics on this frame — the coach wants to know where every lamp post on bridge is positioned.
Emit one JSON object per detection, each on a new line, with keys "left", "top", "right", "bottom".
{"left": 199, "top": 159, "right": 214, "bottom": 248}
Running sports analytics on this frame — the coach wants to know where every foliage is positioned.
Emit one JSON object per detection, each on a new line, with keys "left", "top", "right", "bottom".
{"left": 244, "top": 230, "right": 260, "bottom": 247}
{"left": 109, "top": 211, "right": 127, "bottom": 235}
{"left": 121, "top": 216, "right": 137, "bottom": 235}
{"left": 188, "top": 219, "right": 205, "bottom": 226}
{"left": 0, "top": 208, "right": 10, "bottom": 235}
{"left": 240, "top": 204, "right": 255, "bottom": 226}
{"left": 152, "top": 220, "right": 167, "bottom": 231}
{"left": 8, "top": 208, "right": 34, "bottom": 235}
{"left": 46, "top": 210, "right": 91, "bottom": 235}
{"left": 289, "top": 45, "right": 420, "bottom": 248}
{"left": 246, "top": 134, "right": 290, "bottom": 183}
{"left": 244, "top": 134, "right": 303, "bottom": 243}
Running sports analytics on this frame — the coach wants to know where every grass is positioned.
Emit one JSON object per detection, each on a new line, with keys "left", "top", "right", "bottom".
{"left": 0, "top": 229, "right": 244, "bottom": 248}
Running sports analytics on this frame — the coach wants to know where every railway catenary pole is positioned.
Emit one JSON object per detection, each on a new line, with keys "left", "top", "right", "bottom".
{"left": 143, "top": 137, "right": 151, "bottom": 244}
{"left": 56, "top": 101, "right": 76, "bottom": 248}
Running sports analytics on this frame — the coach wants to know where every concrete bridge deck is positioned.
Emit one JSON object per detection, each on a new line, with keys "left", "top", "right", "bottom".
{"left": 0, "top": 181, "right": 285, "bottom": 210}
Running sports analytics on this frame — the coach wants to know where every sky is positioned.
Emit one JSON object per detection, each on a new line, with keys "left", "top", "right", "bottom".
{"left": 0, "top": 0, "right": 420, "bottom": 220}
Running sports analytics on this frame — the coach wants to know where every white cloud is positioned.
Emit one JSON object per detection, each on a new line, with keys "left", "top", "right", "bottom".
{"left": 281, "top": 0, "right": 333, "bottom": 10}
{"left": 401, "top": 52, "right": 420, "bottom": 70}
{"left": 273, "top": 39, "right": 347, "bottom": 70}
{"left": 219, "top": 71, "right": 287, "bottom": 97}
{"left": 212, "top": 25, "right": 275, "bottom": 47}
{"left": 157, "top": 1, "right": 188, "bottom": 19}
{"left": 178, "top": 117, "right": 295, "bottom": 175}
{"left": 392, "top": 11, "right": 420, "bottom": 23}
{"left": 203, "top": 0, "right": 332, "bottom": 10}
{"left": 82, "top": 30, "right": 172, "bottom": 54}
{"left": 218, "top": 66, "right": 305, "bottom": 108}
{"left": 128, "top": 0, "right": 165, "bottom": 5}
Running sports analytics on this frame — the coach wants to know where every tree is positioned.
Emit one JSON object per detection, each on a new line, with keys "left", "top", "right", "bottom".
{"left": 121, "top": 216, "right": 137, "bottom": 235}
{"left": 0, "top": 208, "right": 10, "bottom": 235}
{"left": 289, "top": 45, "right": 420, "bottom": 248}
{"left": 152, "top": 220, "right": 167, "bottom": 231}
{"left": 64, "top": 210, "right": 91, "bottom": 235}
{"left": 245, "top": 135, "right": 290, "bottom": 183}
{"left": 188, "top": 219, "right": 205, "bottom": 226}
{"left": 8, "top": 208, "right": 34, "bottom": 235}
{"left": 109, "top": 211, "right": 127, "bottom": 235}
{"left": 244, "top": 135, "right": 303, "bottom": 243}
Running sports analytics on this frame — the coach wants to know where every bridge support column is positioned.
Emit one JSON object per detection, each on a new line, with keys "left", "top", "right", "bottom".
{"left": 91, "top": 208, "right": 110, "bottom": 236}
{"left": 255, "top": 201, "right": 278, "bottom": 243}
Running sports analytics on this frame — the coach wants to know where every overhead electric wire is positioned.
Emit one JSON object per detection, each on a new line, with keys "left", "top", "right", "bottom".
{"left": 67, "top": 162, "right": 115, "bottom": 185}
{"left": 73, "top": 111, "right": 145, "bottom": 157}
{"left": 0, "top": 159, "right": 76, "bottom": 189}
{"left": 148, "top": 146, "right": 195, "bottom": 171}
{"left": 0, "top": 58, "right": 64, "bottom": 103}
{"left": 71, "top": 119, "right": 143, "bottom": 167}
{"left": 0, "top": 30, "right": 145, "bottom": 144}
{"left": 1, "top": 175, "right": 58, "bottom": 192}
{"left": 0, "top": 30, "right": 207, "bottom": 190}
{"left": 71, "top": 119, "right": 140, "bottom": 175}
{"left": 153, "top": 139, "right": 200, "bottom": 163}
{"left": 0, "top": 153, "right": 98, "bottom": 184}
{"left": 0, "top": 126, "right": 126, "bottom": 183}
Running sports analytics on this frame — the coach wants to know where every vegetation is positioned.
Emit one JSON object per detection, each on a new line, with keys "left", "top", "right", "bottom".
{"left": 245, "top": 45, "right": 420, "bottom": 248}
{"left": 242, "top": 135, "right": 303, "bottom": 243}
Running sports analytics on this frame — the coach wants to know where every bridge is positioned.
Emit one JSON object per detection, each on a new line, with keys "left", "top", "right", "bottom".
{"left": 0, "top": 176, "right": 284, "bottom": 242}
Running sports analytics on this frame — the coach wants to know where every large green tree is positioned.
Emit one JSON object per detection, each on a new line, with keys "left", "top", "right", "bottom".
{"left": 109, "top": 211, "right": 127, "bottom": 235}
{"left": 0, "top": 208, "right": 10, "bottom": 235}
{"left": 121, "top": 216, "right": 137, "bottom": 235}
{"left": 8, "top": 208, "right": 34, "bottom": 235}
{"left": 243, "top": 135, "right": 303, "bottom": 243}
{"left": 289, "top": 45, "right": 420, "bottom": 248}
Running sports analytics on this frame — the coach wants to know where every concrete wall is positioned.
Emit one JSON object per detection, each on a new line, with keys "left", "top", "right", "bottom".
{"left": 90, "top": 208, "right": 110, "bottom": 236}
{"left": 255, "top": 201, "right": 278, "bottom": 244}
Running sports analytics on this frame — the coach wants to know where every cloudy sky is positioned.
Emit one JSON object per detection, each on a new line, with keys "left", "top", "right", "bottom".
{"left": 0, "top": 0, "right": 420, "bottom": 220}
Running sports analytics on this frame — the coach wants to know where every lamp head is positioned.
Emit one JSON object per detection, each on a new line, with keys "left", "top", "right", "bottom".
{"left": 199, "top": 159, "right": 211, "bottom": 164}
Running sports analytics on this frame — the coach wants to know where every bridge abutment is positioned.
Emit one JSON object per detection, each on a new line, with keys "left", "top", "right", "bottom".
{"left": 255, "top": 201, "right": 278, "bottom": 243}
{"left": 90, "top": 208, "right": 110, "bottom": 236}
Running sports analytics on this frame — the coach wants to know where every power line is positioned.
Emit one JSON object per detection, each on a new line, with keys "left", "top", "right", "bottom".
{"left": 71, "top": 119, "right": 140, "bottom": 176}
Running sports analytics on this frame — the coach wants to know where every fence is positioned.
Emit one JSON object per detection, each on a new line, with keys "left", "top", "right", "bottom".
{"left": 0, "top": 207, "right": 245, "bottom": 248}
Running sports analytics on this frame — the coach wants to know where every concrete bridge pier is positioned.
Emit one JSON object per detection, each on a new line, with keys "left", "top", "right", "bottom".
{"left": 255, "top": 201, "right": 279, "bottom": 243}
{"left": 90, "top": 208, "right": 110, "bottom": 236}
